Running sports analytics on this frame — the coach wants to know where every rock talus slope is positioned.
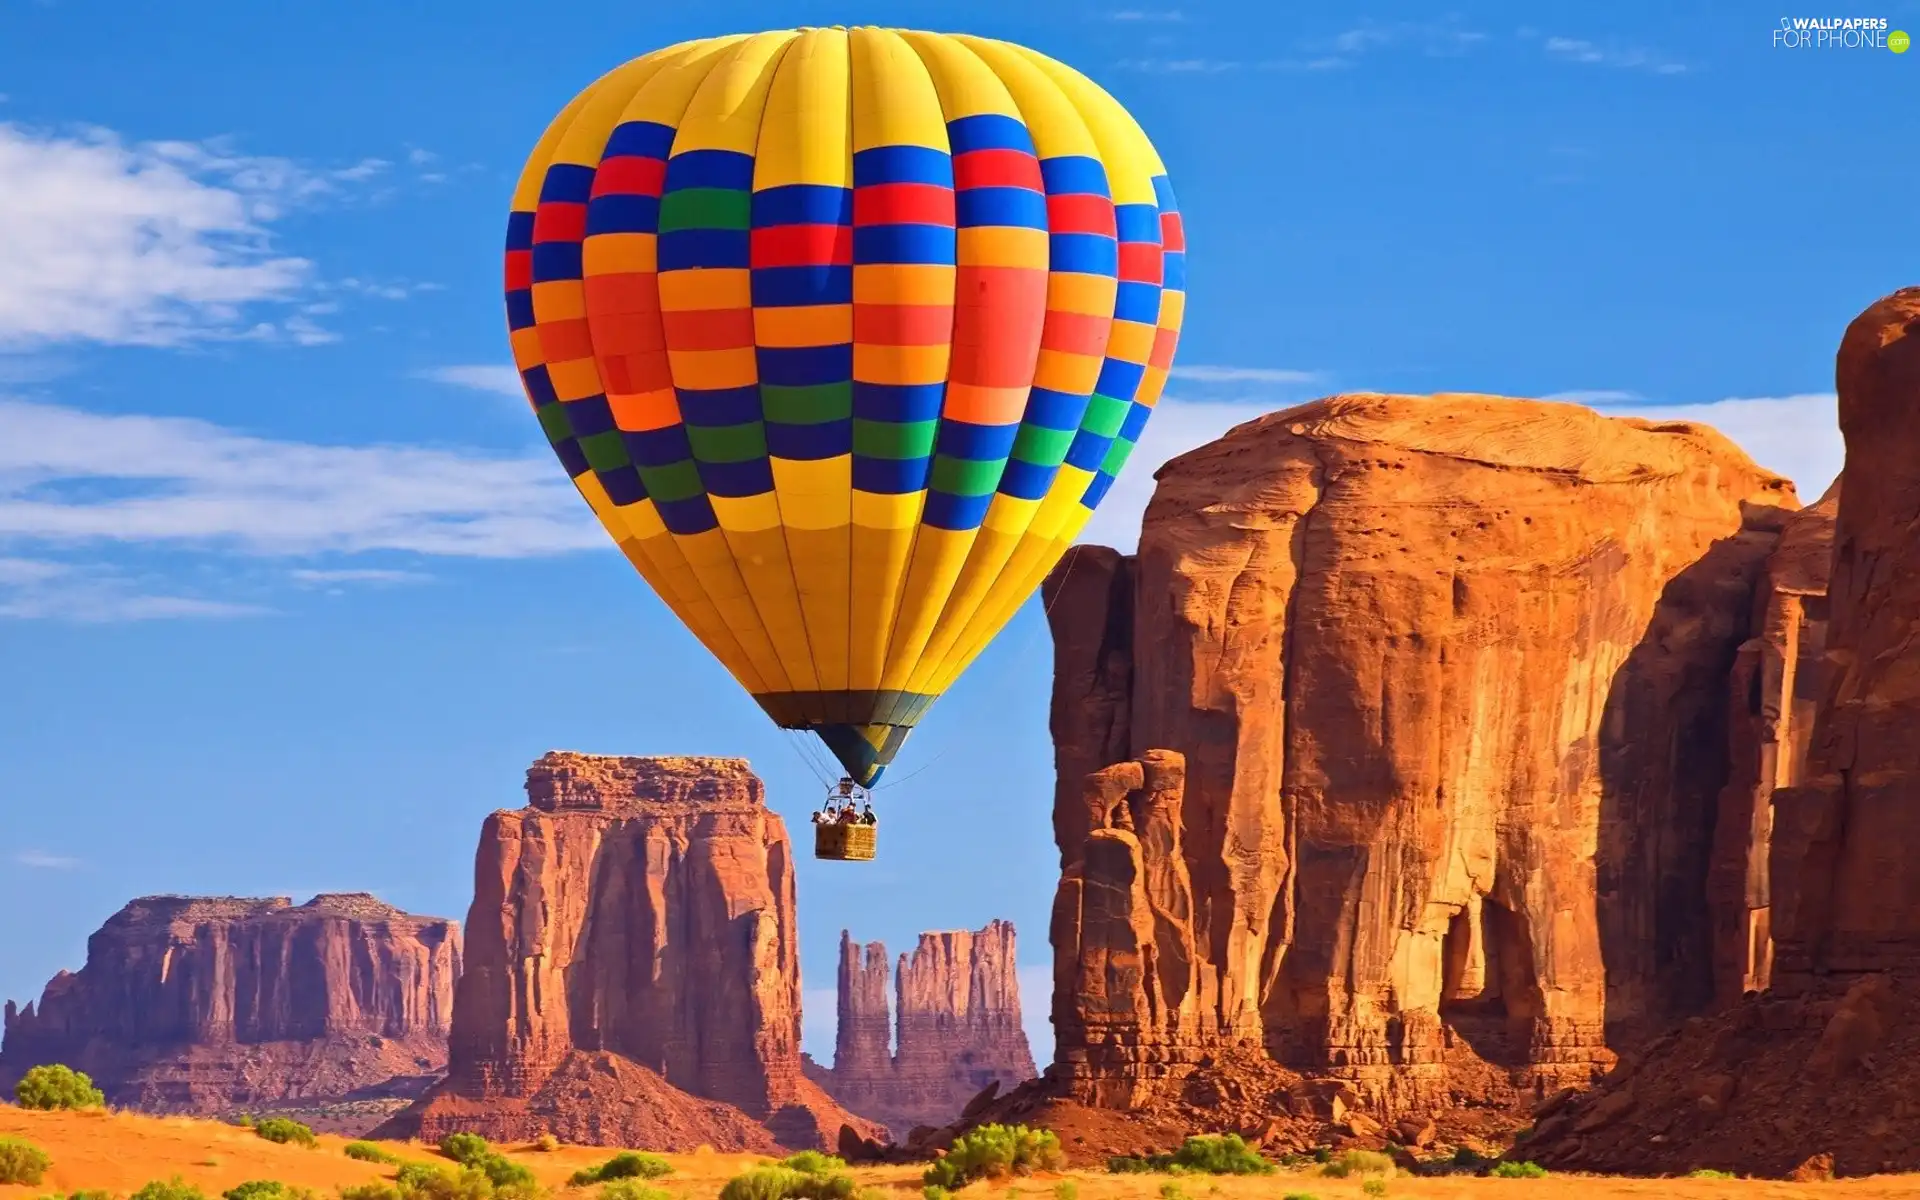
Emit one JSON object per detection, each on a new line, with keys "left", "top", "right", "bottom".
{"left": 1524, "top": 289, "right": 1920, "bottom": 1177}
{"left": 0, "top": 893, "right": 459, "bottom": 1119}
{"left": 376, "top": 753, "right": 881, "bottom": 1152}
{"left": 1042, "top": 391, "right": 1797, "bottom": 1117}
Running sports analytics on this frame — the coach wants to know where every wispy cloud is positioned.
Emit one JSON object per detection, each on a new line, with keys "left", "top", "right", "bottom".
{"left": 418, "top": 364, "right": 525, "bottom": 398}
{"left": 0, "top": 399, "right": 600, "bottom": 560}
{"left": 1541, "top": 34, "right": 1687, "bottom": 74}
{"left": 289, "top": 567, "right": 431, "bottom": 587}
{"left": 1170, "top": 364, "right": 1324, "bottom": 385}
{"left": 1260, "top": 57, "right": 1355, "bottom": 71}
{"left": 0, "top": 556, "right": 270, "bottom": 621}
{"left": 1328, "top": 17, "right": 1487, "bottom": 58}
{"left": 1107, "top": 8, "right": 1183, "bottom": 19}
{"left": 14, "top": 850, "right": 82, "bottom": 870}
{"left": 1113, "top": 57, "right": 1239, "bottom": 72}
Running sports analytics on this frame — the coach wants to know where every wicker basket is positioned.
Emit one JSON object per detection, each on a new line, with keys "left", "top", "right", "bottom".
{"left": 815, "top": 821, "right": 877, "bottom": 861}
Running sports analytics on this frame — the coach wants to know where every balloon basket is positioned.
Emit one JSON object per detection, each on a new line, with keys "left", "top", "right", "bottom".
{"left": 815, "top": 822, "right": 876, "bottom": 862}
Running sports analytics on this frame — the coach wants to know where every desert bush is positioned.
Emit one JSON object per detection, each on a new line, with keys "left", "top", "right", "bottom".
{"left": 1052, "top": 1183, "right": 1077, "bottom": 1200}
{"left": 474, "top": 1157, "right": 534, "bottom": 1190}
{"left": 1166, "top": 1135, "right": 1272, "bottom": 1176}
{"left": 38, "top": 1191, "right": 113, "bottom": 1200}
{"left": 532, "top": 1137, "right": 560, "bottom": 1154}
{"left": 341, "top": 1186, "right": 402, "bottom": 1200}
{"left": 394, "top": 1167, "right": 494, "bottom": 1200}
{"left": 1281, "top": 1194, "right": 1321, "bottom": 1200}
{"left": 718, "top": 1166, "right": 854, "bottom": 1200}
{"left": 1688, "top": 1169, "right": 1734, "bottom": 1180}
{"left": 132, "top": 1180, "right": 209, "bottom": 1200}
{"left": 0, "top": 1138, "right": 53, "bottom": 1186}
{"left": 1490, "top": 1161, "right": 1546, "bottom": 1179}
{"left": 253, "top": 1119, "right": 316, "bottom": 1148}
{"left": 1103, "top": 1157, "right": 1158, "bottom": 1175}
{"left": 1318, "top": 1150, "right": 1393, "bottom": 1180}
{"left": 438, "top": 1135, "right": 492, "bottom": 1167}
{"left": 13, "top": 1064, "right": 105, "bottom": 1111}
{"left": 594, "top": 1184, "right": 667, "bottom": 1200}
{"left": 922, "top": 1188, "right": 951, "bottom": 1200}
{"left": 778, "top": 1153, "right": 844, "bottom": 1176}
{"left": 346, "top": 1143, "right": 399, "bottom": 1165}
{"left": 394, "top": 1165, "right": 449, "bottom": 1191}
{"left": 1156, "top": 1185, "right": 1185, "bottom": 1200}
{"left": 1449, "top": 1147, "right": 1487, "bottom": 1169}
{"left": 567, "top": 1152, "right": 671, "bottom": 1186}
{"left": 1361, "top": 1182, "right": 1388, "bottom": 1198}
{"left": 224, "top": 1182, "right": 288, "bottom": 1200}
{"left": 921, "top": 1125, "right": 1063, "bottom": 1191}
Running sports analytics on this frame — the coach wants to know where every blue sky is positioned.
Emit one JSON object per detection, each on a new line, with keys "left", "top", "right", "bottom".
{"left": 0, "top": 0, "right": 1911, "bottom": 1069}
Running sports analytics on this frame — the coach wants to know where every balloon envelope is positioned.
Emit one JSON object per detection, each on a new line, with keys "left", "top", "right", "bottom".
{"left": 506, "top": 27, "right": 1186, "bottom": 785}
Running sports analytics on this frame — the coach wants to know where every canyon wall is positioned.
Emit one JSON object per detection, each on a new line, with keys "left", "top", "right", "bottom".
{"left": 1044, "top": 392, "right": 1799, "bottom": 1115}
{"left": 819, "top": 923, "right": 1036, "bottom": 1139}
{"left": 0, "top": 892, "right": 459, "bottom": 1119}
{"left": 377, "top": 752, "right": 881, "bottom": 1152}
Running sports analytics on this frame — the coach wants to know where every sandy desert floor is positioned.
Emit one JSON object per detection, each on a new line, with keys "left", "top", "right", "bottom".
{"left": 6, "top": 1107, "right": 1920, "bottom": 1200}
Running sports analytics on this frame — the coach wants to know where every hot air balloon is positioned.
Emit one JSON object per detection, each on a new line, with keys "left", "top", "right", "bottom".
{"left": 504, "top": 27, "right": 1186, "bottom": 835}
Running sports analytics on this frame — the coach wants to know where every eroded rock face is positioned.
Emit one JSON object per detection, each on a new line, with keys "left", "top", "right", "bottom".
{"left": 1043, "top": 392, "right": 1798, "bottom": 1114}
{"left": 0, "top": 893, "right": 459, "bottom": 1118}
{"left": 822, "top": 923, "right": 1037, "bottom": 1139}
{"left": 1772, "top": 287, "right": 1920, "bottom": 987}
{"left": 1709, "top": 482, "right": 1838, "bottom": 1004}
{"left": 377, "top": 753, "right": 881, "bottom": 1151}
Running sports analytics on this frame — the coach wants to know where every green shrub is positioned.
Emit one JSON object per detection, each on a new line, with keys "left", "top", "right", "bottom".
{"left": 1450, "top": 1147, "right": 1487, "bottom": 1169}
{"left": 1361, "top": 1182, "right": 1388, "bottom": 1198}
{"left": 39, "top": 1191, "right": 113, "bottom": 1200}
{"left": 1490, "top": 1162, "right": 1546, "bottom": 1178}
{"left": 253, "top": 1119, "right": 316, "bottom": 1148}
{"left": 438, "top": 1135, "right": 492, "bottom": 1167}
{"left": 1282, "top": 1194, "right": 1321, "bottom": 1200}
{"left": 921, "top": 1125, "right": 1064, "bottom": 1191}
{"left": 532, "top": 1137, "right": 559, "bottom": 1154}
{"left": 1052, "top": 1183, "right": 1077, "bottom": 1200}
{"left": 346, "top": 1143, "right": 399, "bottom": 1165}
{"left": 719, "top": 1167, "right": 854, "bottom": 1200}
{"left": 0, "top": 1138, "right": 53, "bottom": 1186}
{"left": 778, "top": 1153, "right": 844, "bottom": 1177}
{"left": 1319, "top": 1150, "right": 1393, "bottom": 1180}
{"left": 235, "top": 1115, "right": 257, "bottom": 1129}
{"left": 224, "top": 1182, "right": 288, "bottom": 1200}
{"left": 132, "top": 1180, "right": 210, "bottom": 1200}
{"left": 13, "top": 1064, "right": 106, "bottom": 1111}
{"left": 394, "top": 1165, "right": 449, "bottom": 1191}
{"left": 341, "top": 1186, "right": 402, "bottom": 1200}
{"left": 595, "top": 1184, "right": 668, "bottom": 1200}
{"left": 1688, "top": 1169, "right": 1734, "bottom": 1180}
{"left": 394, "top": 1167, "right": 493, "bottom": 1200}
{"left": 476, "top": 1156, "right": 535, "bottom": 1190}
{"left": 922, "top": 1188, "right": 951, "bottom": 1200}
{"left": 568, "top": 1152, "right": 672, "bottom": 1186}
{"left": 1167, "top": 1135, "right": 1272, "bottom": 1176}
{"left": 1103, "top": 1157, "right": 1159, "bottom": 1175}
{"left": 1156, "top": 1185, "right": 1185, "bottom": 1200}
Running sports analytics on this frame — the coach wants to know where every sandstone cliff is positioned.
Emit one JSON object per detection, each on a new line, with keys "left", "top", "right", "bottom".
{"left": 1042, "top": 391, "right": 1798, "bottom": 1117}
{"left": 819, "top": 923, "right": 1036, "bottom": 1139}
{"left": 1523, "top": 290, "right": 1920, "bottom": 1177}
{"left": 377, "top": 753, "right": 881, "bottom": 1152}
{"left": 0, "top": 893, "right": 459, "bottom": 1121}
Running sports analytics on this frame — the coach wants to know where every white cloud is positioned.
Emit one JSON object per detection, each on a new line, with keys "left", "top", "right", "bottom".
{"left": 0, "top": 123, "right": 323, "bottom": 347}
{"left": 0, "top": 556, "right": 269, "bottom": 621}
{"left": 289, "top": 567, "right": 431, "bottom": 586}
{"left": 14, "top": 850, "right": 82, "bottom": 870}
{"left": 1114, "top": 58, "right": 1239, "bottom": 72}
{"left": 1170, "top": 364, "right": 1323, "bottom": 385}
{"left": 1329, "top": 18, "right": 1487, "bottom": 57}
{"left": 1543, "top": 35, "right": 1687, "bottom": 74}
{"left": 418, "top": 364, "right": 525, "bottom": 398}
{"left": 0, "top": 398, "right": 601, "bottom": 559}
{"left": 1077, "top": 391, "right": 1843, "bottom": 553}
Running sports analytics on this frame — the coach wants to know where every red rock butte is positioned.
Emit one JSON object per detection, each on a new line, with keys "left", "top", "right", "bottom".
{"left": 807, "top": 921, "right": 1037, "bottom": 1140}
{"left": 0, "top": 892, "right": 460, "bottom": 1122}
{"left": 1040, "top": 389, "right": 1800, "bottom": 1124}
{"left": 375, "top": 752, "right": 883, "bottom": 1152}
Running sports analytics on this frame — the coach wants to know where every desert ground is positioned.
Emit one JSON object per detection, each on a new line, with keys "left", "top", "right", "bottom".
{"left": 6, "top": 1107, "right": 1920, "bottom": 1200}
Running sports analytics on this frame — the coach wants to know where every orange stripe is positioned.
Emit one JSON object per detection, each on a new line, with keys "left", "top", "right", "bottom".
{"left": 942, "top": 382, "right": 1028, "bottom": 425}
{"left": 1039, "top": 309, "right": 1112, "bottom": 357}
{"left": 754, "top": 304, "right": 853, "bottom": 347}
{"left": 584, "top": 273, "right": 661, "bottom": 317}
{"left": 538, "top": 319, "right": 594, "bottom": 364}
{"left": 851, "top": 303, "right": 953, "bottom": 346}
{"left": 609, "top": 387, "right": 681, "bottom": 431}
{"left": 661, "top": 308, "right": 755, "bottom": 351}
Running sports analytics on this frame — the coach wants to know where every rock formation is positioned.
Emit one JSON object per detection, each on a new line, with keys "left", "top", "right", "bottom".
{"left": 1042, "top": 392, "right": 1799, "bottom": 1117}
{"left": 1523, "top": 289, "right": 1920, "bottom": 1177}
{"left": 817, "top": 923, "right": 1036, "bottom": 1139}
{"left": 376, "top": 753, "right": 882, "bottom": 1152}
{"left": 0, "top": 893, "right": 459, "bottom": 1122}
{"left": 1708, "top": 481, "right": 1838, "bottom": 1005}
